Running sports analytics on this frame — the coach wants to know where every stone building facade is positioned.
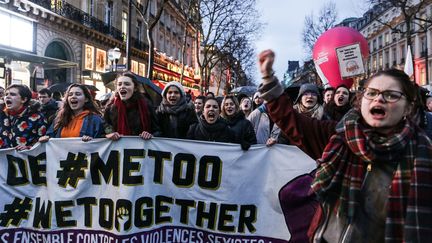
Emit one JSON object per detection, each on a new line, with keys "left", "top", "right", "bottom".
{"left": 0, "top": 0, "right": 199, "bottom": 95}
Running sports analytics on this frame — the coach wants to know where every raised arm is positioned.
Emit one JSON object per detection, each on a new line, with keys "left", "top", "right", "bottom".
{"left": 257, "top": 50, "right": 337, "bottom": 160}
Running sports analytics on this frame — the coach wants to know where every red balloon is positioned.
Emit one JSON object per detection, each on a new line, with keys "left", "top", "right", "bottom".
{"left": 313, "top": 27, "right": 369, "bottom": 89}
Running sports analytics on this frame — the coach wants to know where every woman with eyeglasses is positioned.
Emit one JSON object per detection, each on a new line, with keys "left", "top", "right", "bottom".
{"left": 258, "top": 49, "right": 432, "bottom": 242}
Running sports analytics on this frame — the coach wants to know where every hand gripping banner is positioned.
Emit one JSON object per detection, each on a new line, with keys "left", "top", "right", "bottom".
{"left": 0, "top": 137, "right": 316, "bottom": 243}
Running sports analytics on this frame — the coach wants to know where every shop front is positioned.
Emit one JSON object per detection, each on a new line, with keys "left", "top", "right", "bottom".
{"left": 82, "top": 44, "right": 111, "bottom": 97}
{"left": 152, "top": 54, "right": 200, "bottom": 96}
{"left": 0, "top": 7, "right": 77, "bottom": 90}
{"left": 83, "top": 44, "right": 149, "bottom": 97}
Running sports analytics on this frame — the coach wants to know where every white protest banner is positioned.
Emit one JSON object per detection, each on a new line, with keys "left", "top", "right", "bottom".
{"left": 336, "top": 43, "right": 366, "bottom": 79}
{"left": 0, "top": 137, "right": 316, "bottom": 243}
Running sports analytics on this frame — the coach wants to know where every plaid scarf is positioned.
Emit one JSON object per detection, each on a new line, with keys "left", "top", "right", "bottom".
{"left": 312, "top": 109, "right": 432, "bottom": 242}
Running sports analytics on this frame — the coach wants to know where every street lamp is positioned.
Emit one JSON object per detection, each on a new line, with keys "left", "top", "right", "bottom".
{"left": 107, "top": 47, "right": 122, "bottom": 72}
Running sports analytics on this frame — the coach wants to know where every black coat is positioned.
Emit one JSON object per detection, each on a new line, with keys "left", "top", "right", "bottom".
{"left": 186, "top": 117, "right": 235, "bottom": 143}
{"left": 156, "top": 102, "right": 198, "bottom": 139}
{"left": 323, "top": 102, "right": 351, "bottom": 122}
{"left": 224, "top": 112, "right": 257, "bottom": 149}
{"left": 40, "top": 99, "right": 58, "bottom": 127}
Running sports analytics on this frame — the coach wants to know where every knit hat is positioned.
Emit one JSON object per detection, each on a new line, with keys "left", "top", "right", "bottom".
{"left": 295, "top": 83, "right": 319, "bottom": 104}
{"left": 162, "top": 81, "right": 185, "bottom": 98}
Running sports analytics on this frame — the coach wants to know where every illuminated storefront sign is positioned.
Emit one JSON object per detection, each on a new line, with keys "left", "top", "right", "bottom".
{"left": 95, "top": 48, "right": 106, "bottom": 72}
{"left": 84, "top": 44, "right": 94, "bottom": 70}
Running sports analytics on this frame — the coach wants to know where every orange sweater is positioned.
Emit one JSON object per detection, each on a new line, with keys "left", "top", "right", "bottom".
{"left": 60, "top": 110, "right": 90, "bottom": 138}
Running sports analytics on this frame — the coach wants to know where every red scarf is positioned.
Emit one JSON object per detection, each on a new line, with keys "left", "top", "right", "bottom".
{"left": 114, "top": 95, "right": 150, "bottom": 135}
{"left": 6, "top": 106, "right": 26, "bottom": 116}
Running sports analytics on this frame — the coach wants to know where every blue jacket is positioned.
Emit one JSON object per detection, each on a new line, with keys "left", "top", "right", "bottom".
{"left": 48, "top": 113, "right": 105, "bottom": 138}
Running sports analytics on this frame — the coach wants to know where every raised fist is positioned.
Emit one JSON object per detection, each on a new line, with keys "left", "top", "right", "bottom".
{"left": 258, "top": 50, "right": 275, "bottom": 77}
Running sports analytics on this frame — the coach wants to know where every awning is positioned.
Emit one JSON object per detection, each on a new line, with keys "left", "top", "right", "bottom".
{"left": 0, "top": 46, "right": 78, "bottom": 70}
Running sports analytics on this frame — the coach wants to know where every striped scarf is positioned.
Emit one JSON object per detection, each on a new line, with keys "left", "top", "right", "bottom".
{"left": 312, "top": 109, "right": 432, "bottom": 242}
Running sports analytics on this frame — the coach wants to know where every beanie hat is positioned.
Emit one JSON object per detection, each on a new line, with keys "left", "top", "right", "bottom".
{"left": 162, "top": 81, "right": 185, "bottom": 98}
{"left": 295, "top": 83, "right": 319, "bottom": 104}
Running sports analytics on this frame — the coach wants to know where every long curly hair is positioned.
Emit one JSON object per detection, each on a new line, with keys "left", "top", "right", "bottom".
{"left": 53, "top": 83, "right": 101, "bottom": 131}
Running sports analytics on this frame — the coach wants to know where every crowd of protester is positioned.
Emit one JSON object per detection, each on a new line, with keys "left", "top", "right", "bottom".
{"left": 1, "top": 51, "right": 432, "bottom": 241}
{"left": 0, "top": 72, "right": 265, "bottom": 151}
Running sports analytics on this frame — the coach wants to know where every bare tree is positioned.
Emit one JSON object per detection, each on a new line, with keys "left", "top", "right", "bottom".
{"left": 223, "top": 36, "right": 256, "bottom": 86}
{"left": 195, "top": 0, "right": 262, "bottom": 94}
{"left": 301, "top": 1, "right": 338, "bottom": 59}
{"left": 134, "top": 0, "right": 169, "bottom": 80}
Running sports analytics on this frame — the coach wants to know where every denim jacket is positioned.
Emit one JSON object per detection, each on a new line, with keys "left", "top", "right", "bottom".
{"left": 48, "top": 113, "right": 105, "bottom": 138}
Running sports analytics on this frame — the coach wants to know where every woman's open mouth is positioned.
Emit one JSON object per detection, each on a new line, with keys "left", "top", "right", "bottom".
{"left": 119, "top": 90, "right": 128, "bottom": 96}
{"left": 370, "top": 106, "right": 386, "bottom": 119}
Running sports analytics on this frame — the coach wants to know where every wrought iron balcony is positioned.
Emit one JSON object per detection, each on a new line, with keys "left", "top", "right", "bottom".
{"left": 29, "top": 0, "right": 125, "bottom": 42}
{"left": 131, "top": 38, "right": 149, "bottom": 51}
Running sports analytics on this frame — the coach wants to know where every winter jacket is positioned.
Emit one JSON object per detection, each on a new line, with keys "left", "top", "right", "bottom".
{"left": 47, "top": 113, "right": 105, "bottom": 138}
{"left": 186, "top": 117, "right": 236, "bottom": 143}
{"left": 259, "top": 79, "right": 337, "bottom": 160}
{"left": 247, "top": 105, "right": 280, "bottom": 144}
{"left": 40, "top": 99, "right": 59, "bottom": 127}
{"left": 104, "top": 95, "right": 161, "bottom": 136}
{"left": 0, "top": 101, "right": 47, "bottom": 148}
{"left": 224, "top": 111, "right": 257, "bottom": 150}
{"left": 323, "top": 101, "right": 351, "bottom": 122}
{"left": 156, "top": 102, "right": 198, "bottom": 139}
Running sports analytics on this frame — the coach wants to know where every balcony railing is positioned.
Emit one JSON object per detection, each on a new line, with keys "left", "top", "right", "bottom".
{"left": 131, "top": 38, "right": 149, "bottom": 51}
{"left": 29, "top": 0, "right": 125, "bottom": 42}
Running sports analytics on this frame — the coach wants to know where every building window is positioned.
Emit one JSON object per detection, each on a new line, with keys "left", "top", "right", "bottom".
{"left": 51, "top": 0, "right": 62, "bottom": 12}
{"left": 137, "top": 20, "right": 142, "bottom": 42}
{"left": 87, "top": 0, "right": 94, "bottom": 16}
{"left": 122, "top": 11, "right": 128, "bottom": 42}
{"left": 379, "top": 53, "right": 383, "bottom": 69}
{"left": 421, "top": 36, "right": 426, "bottom": 53}
{"left": 105, "top": 1, "right": 113, "bottom": 27}
{"left": 384, "top": 50, "right": 389, "bottom": 68}
{"left": 385, "top": 32, "right": 390, "bottom": 44}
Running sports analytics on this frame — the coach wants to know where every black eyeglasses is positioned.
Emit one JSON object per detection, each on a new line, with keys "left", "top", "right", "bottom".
{"left": 362, "top": 87, "right": 405, "bottom": 103}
